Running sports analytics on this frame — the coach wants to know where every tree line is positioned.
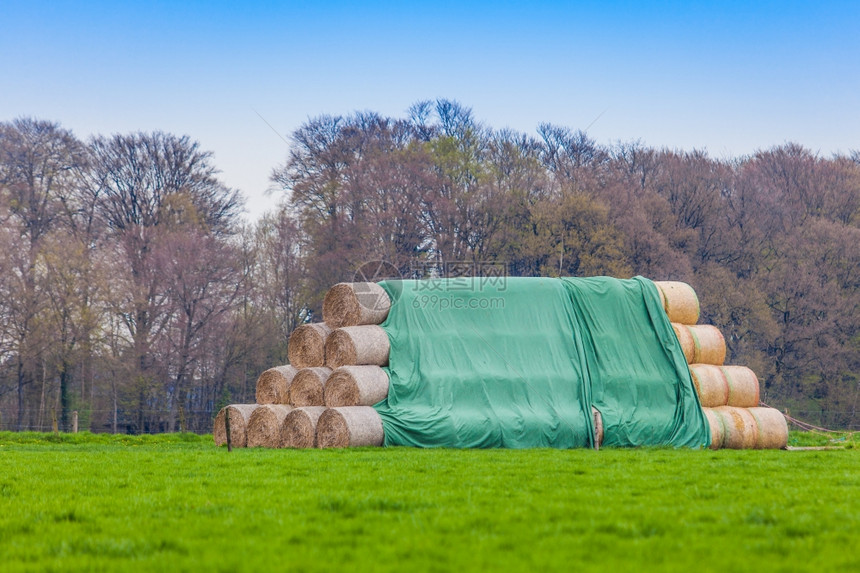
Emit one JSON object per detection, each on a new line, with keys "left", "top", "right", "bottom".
{"left": 2, "top": 100, "right": 859, "bottom": 433}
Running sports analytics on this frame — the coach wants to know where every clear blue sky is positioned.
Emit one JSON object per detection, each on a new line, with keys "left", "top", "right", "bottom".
{"left": 2, "top": 1, "right": 858, "bottom": 219}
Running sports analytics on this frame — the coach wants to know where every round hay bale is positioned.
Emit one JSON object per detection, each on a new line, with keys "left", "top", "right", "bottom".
{"left": 592, "top": 406, "right": 604, "bottom": 449}
{"left": 325, "top": 325, "right": 390, "bottom": 368}
{"left": 654, "top": 281, "right": 700, "bottom": 324}
{"left": 748, "top": 407, "right": 788, "bottom": 449}
{"left": 246, "top": 404, "right": 292, "bottom": 448}
{"left": 720, "top": 365, "right": 760, "bottom": 407}
{"left": 690, "top": 364, "right": 729, "bottom": 407}
{"left": 672, "top": 323, "right": 696, "bottom": 364}
{"left": 712, "top": 406, "right": 758, "bottom": 449}
{"left": 316, "top": 406, "right": 385, "bottom": 448}
{"left": 288, "top": 323, "right": 332, "bottom": 368}
{"left": 213, "top": 404, "right": 258, "bottom": 447}
{"left": 279, "top": 406, "right": 327, "bottom": 448}
{"left": 255, "top": 365, "right": 298, "bottom": 405}
{"left": 324, "top": 366, "right": 390, "bottom": 407}
{"left": 323, "top": 282, "right": 391, "bottom": 328}
{"left": 672, "top": 324, "right": 726, "bottom": 365}
{"left": 702, "top": 407, "right": 725, "bottom": 450}
{"left": 290, "top": 367, "right": 332, "bottom": 407}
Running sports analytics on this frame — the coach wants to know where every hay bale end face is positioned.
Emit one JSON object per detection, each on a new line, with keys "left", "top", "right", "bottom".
{"left": 290, "top": 367, "right": 332, "bottom": 407}
{"left": 325, "top": 365, "right": 390, "bottom": 407}
{"left": 246, "top": 404, "right": 292, "bottom": 448}
{"left": 255, "top": 365, "right": 298, "bottom": 405}
{"left": 213, "top": 404, "right": 258, "bottom": 447}
{"left": 288, "top": 323, "right": 332, "bottom": 368}
{"left": 316, "top": 406, "right": 385, "bottom": 448}
{"left": 654, "top": 281, "right": 700, "bottom": 325}
{"left": 323, "top": 282, "right": 391, "bottom": 328}
{"left": 591, "top": 406, "right": 604, "bottom": 449}
{"left": 325, "top": 325, "right": 390, "bottom": 368}
{"left": 280, "top": 406, "right": 327, "bottom": 448}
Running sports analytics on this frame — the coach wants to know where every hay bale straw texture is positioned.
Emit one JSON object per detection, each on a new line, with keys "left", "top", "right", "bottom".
{"left": 213, "top": 404, "right": 258, "bottom": 447}
{"left": 290, "top": 367, "right": 333, "bottom": 407}
{"left": 707, "top": 406, "right": 786, "bottom": 449}
{"left": 654, "top": 281, "right": 700, "bottom": 325}
{"left": 325, "top": 366, "right": 390, "bottom": 407}
{"left": 672, "top": 323, "right": 726, "bottom": 365}
{"left": 592, "top": 406, "right": 604, "bottom": 449}
{"left": 748, "top": 407, "right": 789, "bottom": 449}
{"left": 316, "top": 406, "right": 385, "bottom": 448}
{"left": 323, "top": 282, "right": 391, "bottom": 328}
{"left": 702, "top": 408, "right": 724, "bottom": 450}
{"left": 690, "top": 364, "right": 760, "bottom": 407}
{"left": 279, "top": 406, "right": 327, "bottom": 448}
{"left": 255, "top": 365, "right": 298, "bottom": 405}
{"left": 246, "top": 404, "right": 293, "bottom": 448}
{"left": 325, "top": 325, "right": 390, "bottom": 368}
{"left": 288, "top": 323, "right": 332, "bottom": 368}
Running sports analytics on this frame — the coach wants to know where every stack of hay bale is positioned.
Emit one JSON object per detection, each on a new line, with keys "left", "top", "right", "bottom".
{"left": 212, "top": 283, "right": 390, "bottom": 449}
{"left": 214, "top": 279, "right": 787, "bottom": 450}
{"left": 654, "top": 281, "right": 788, "bottom": 450}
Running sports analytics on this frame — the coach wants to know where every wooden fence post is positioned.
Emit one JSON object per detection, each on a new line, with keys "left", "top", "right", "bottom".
{"left": 72, "top": 411, "right": 79, "bottom": 433}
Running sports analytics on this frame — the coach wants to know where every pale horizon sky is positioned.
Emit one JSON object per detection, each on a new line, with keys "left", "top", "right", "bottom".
{"left": 2, "top": 1, "right": 858, "bottom": 220}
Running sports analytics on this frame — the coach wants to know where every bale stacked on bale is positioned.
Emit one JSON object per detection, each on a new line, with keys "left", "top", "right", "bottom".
{"left": 689, "top": 364, "right": 760, "bottom": 407}
{"left": 247, "top": 404, "right": 292, "bottom": 448}
{"left": 654, "top": 281, "right": 700, "bottom": 325}
{"left": 280, "top": 406, "right": 327, "bottom": 448}
{"left": 288, "top": 323, "right": 332, "bottom": 368}
{"left": 255, "top": 365, "right": 298, "bottom": 405}
{"left": 323, "top": 282, "right": 391, "bottom": 327}
{"left": 672, "top": 324, "right": 726, "bottom": 365}
{"left": 325, "top": 325, "right": 390, "bottom": 368}
{"left": 213, "top": 404, "right": 258, "bottom": 447}
{"left": 316, "top": 406, "right": 385, "bottom": 448}
{"left": 325, "top": 366, "right": 390, "bottom": 407}
{"left": 704, "top": 406, "right": 788, "bottom": 450}
{"left": 290, "top": 367, "right": 333, "bottom": 407}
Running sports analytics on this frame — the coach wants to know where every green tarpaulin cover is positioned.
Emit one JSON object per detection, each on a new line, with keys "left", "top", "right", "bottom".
{"left": 374, "top": 276, "right": 709, "bottom": 449}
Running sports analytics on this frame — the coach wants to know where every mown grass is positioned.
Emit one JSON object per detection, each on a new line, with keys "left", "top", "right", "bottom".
{"left": 1, "top": 431, "right": 858, "bottom": 572}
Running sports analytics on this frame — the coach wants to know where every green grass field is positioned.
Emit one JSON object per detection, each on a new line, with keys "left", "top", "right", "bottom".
{"left": 1, "top": 431, "right": 858, "bottom": 572}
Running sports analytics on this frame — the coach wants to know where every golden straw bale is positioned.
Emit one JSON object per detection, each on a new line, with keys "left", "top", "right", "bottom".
{"left": 316, "top": 406, "right": 385, "bottom": 448}
{"left": 325, "top": 326, "right": 390, "bottom": 368}
{"left": 690, "top": 364, "right": 760, "bottom": 407}
{"left": 719, "top": 366, "right": 760, "bottom": 407}
{"left": 654, "top": 281, "right": 700, "bottom": 324}
{"left": 288, "top": 323, "right": 332, "bottom": 368}
{"left": 289, "top": 367, "right": 332, "bottom": 407}
{"left": 246, "top": 404, "right": 292, "bottom": 448}
{"left": 748, "top": 407, "right": 788, "bottom": 449}
{"left": 672, "top": 324, "right": 726, "bottom": 365}
{"left": 702, "top": 407, "right": 724, "bottom": 450}
{"left": 279, "top": 406, "right": 327, "bottom": 448}
{"left": 324, "top": 366, "right": 390, "bottom": 407}
{"left": 711, "top": 406, "right": 758, "bottom": 449}
{"left": 213, "top": 404, "right": 258, "bottom": 447}
{"left": 323, "top": 282, "right": 391, "bottom": 328}
{"left": 255, "top": 365, "right": 298, "bottom": 405}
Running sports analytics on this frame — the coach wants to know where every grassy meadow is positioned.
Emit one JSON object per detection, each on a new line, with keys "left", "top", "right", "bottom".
{"left": 1, "top": 431, "right": 858, "bottom": 572}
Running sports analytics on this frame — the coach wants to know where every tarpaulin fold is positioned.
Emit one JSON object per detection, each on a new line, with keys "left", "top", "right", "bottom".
{"left": 373, "top": 276, "right": 709, "bottom": 449}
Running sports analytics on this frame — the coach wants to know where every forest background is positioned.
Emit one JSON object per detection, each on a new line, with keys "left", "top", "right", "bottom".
{"left": 2, "top": 99, "right": 859, "bottom": 434}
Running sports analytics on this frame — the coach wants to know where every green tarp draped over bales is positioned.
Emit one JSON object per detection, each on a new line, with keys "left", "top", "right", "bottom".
{"left": 374, "top": 276, "right": 709, "bottom": 449}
